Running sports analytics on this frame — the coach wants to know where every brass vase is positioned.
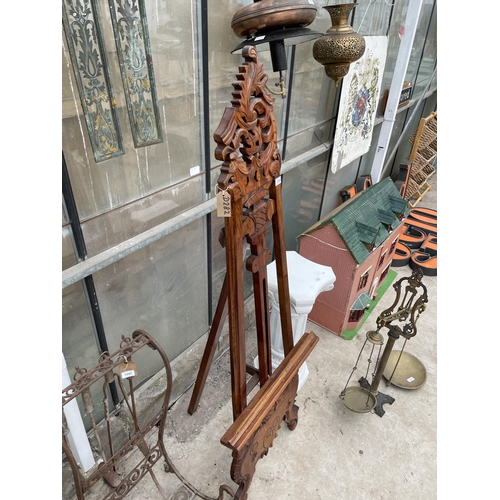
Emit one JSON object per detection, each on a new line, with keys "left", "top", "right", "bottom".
{"left": 312, "top": 3, "right": 366, "bottom": 85}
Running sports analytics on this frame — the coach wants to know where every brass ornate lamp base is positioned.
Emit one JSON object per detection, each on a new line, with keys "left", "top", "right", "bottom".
{"left": 383, "top": 351, "right": 427, "bottom": 389}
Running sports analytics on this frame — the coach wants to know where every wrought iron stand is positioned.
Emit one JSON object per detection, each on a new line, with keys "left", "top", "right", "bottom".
{"left": 62, "top": 330, "right": 235, "bottom": 500}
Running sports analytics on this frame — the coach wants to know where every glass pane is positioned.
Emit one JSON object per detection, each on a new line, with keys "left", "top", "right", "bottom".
{"left": 282, "top": 151, "right": 329, "bottom": 252}
{"left": 356, "top": 122, "right": 383, "bottom": 178}
{"left": 288, "top": 43, "right": 337, "bottom": 138}
{"left": 352, "top": 0, "right": 393, "bottom": 37}
{"left": 284, "top": 119, "right": 333, "bottom": 161}
{"left": 391, "top": 99, "right": 432, "bottom": 178}
{"left": 63, "top": 194, "right": 70, "bottom": 224}
{"left": 404, "top": 0, "right": 434, "bottom": 89}
{"left": 62, "top": 0, "right": 202, "bottom": 221}
{"left": 310, "top": 0, "right": 341, "bottom": 33}
{"left": 286, "top": 1, "right": 337, "bottom": 140}
{"left": 421, "top": 92, "right": 437, "bottom": 119}
{"left": 413, "top": 2, "right": 437, "bottom": 96}
{"left": 380, "top": 0, "right": 410, "bottom": 94}
{"left": 81, "top": 175, "right": 204, "bottom": 257}
{"left": 63, "top": 226, "right": 111, "bottom": 432}
{"left": 90, "top": 218, "right": 209, "bottom": 384}
{"left": 63, "top": 225, "right": 77, "bottom": 271}
{"left": 62, "top": 278, "right": 104, "bottom": 432}
{"left": 430, "top": 65, "right": 437, "bottom": 88}
{"left": 319, "top": 160, "right": 360, "bottom": 219}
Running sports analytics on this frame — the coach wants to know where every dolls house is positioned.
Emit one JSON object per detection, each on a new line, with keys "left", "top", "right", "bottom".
{"left": 297, "top": 177, "right": 409, "bottom": 337}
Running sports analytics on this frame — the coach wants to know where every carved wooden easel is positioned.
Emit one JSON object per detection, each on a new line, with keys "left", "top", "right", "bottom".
{"left": 188, "top": 45, "right": 296, "bottom": 420}
{"left": 188, "top": 46, "right": 319, "bottom": 498}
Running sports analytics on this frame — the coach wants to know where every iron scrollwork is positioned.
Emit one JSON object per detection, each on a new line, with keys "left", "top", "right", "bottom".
{"left": 63, "top": 330, "right": 236, "bottom": 500}
{"left": 62, "top": 0, "right": 125, "bottom": 163}
{"left": 107, "top": 0, "right": 163, "bottom": 148}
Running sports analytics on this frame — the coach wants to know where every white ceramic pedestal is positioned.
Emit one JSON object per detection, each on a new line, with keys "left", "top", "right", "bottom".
{"left": 255, "top": 251, "right": 336, "bottom": 391}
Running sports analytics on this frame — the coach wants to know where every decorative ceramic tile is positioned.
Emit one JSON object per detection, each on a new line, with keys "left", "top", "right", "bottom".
{"left": 108, "top": 0, "right": 163, "bottom": 148}
{"left": 62, "top": 0, "right": 125, "bottom": 163}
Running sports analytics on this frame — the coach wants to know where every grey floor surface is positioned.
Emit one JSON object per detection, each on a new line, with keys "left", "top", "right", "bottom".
{"left": 75, "top": 175, "right": 438, "bottom": 500}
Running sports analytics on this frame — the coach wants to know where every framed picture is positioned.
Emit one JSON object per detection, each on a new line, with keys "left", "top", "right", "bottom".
{"left": 331, "top": 36, "right": 388, "bottom": 173}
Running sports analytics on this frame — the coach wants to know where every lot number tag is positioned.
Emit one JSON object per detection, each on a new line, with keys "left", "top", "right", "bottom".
{"left": 119, "top": 359, "right": 137, "bottom": 379}
{"left": 217, "top": 189, "right": 231, "bottom": 217}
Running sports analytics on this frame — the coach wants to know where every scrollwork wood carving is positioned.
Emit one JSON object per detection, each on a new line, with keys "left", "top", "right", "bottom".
{"left": 214, "top": 45, "right": 281, "bottom": 207}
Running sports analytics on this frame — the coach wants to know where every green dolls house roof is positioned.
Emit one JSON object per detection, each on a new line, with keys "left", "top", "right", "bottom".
{"left": 298, "top": 177, "right": 409, "bottom": 265}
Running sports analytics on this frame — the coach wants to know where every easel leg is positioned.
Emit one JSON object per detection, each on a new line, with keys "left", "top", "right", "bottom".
{"left": 246, "top": 232, "right": 272, "bottom": 386}
{"left": 226, "top": 198, "right": 248, "bottom": 420}
{"left": 188, "top": 276, "right": 228, "bottom": 415}
{"left": 269, "top": 181, "right": 294, "bottom": 356}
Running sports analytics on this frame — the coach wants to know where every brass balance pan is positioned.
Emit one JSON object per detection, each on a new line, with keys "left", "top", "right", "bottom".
{"left": 383, "top": 351, "right": 427, "bottom": 389}
{"left": 231, "top": 0, "right": 317, "bottom": 38}
{"left": 340, "top": 386, "right": 377, "bottom": 413}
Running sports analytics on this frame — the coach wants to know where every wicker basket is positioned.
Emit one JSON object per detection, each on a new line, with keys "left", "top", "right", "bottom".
{"left": 418, "top": 125, "right": 437, "bottom": 148}
{"left": 406, "top": 112, "right": 437, "bottom": 205}
{"left": 405, "top": 178, "right": 420, "bottom": 200}
{"left": 426, "top": 116, "right": 437, "bottom": 134}
{"left": 413, "top": 169, "right": 428, "bottom": 185}
{"left": 419, "top": 146, "right": 436, "bottom": 161}
{"left": 422, "top": 162, "right": 435, "bottom": 177}
{"left": 411, "top": 152, "right": 428, "bottom": 173}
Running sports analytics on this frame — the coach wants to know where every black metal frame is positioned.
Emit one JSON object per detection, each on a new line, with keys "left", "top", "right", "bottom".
{"left": 62, "top": 152, "right": 119, "bottom": 406}
{"left": 201, "top": 0, "right": 214, "bottom": 323}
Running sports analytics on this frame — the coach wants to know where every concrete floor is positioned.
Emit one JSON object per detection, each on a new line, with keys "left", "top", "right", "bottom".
{"left": 72, "top": 175, "right": 438, "bottom": 500}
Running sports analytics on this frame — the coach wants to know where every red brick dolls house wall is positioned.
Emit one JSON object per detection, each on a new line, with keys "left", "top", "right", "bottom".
{"left": 341, "top": 224, "right": 405, "bottom": 333}
{"left": 341, "top": 245, "right": 383, "bottom": 333}
{"left": 298, "top": 224, "right": 356, "bottom": 335}
{"left": 371, "top": 226, "right": 404, "bottom": 298}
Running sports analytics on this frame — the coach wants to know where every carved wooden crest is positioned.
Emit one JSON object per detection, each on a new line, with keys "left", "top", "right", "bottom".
{"left": 214, "top": 45, "right": 281, "bottom": 208}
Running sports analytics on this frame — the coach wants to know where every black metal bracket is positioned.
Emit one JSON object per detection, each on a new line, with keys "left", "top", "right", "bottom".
{"left": 358, "top": 377, "right": 395, "bottom": 418}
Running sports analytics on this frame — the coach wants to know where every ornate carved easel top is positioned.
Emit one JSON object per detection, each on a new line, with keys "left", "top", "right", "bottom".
{"left": 214, "top": 46, "right": 281, "bottom": 208}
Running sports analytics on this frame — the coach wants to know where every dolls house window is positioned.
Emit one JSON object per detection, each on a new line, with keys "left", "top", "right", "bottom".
{"left": 348, "top": 309, "right": 364, "bottom": 322}
{"left": 380, "top": 264, "right": 390, "bottom": 282}
{"left": 357, "top": 271, "right": 369, "bottom": 291}
{"left": 377, "top": 251, "right": 387, "bottom": 269}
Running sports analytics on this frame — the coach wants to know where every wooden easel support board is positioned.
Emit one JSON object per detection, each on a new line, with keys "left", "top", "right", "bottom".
{"left": 221, "top": 332, "right": 319, "bottom": 499}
